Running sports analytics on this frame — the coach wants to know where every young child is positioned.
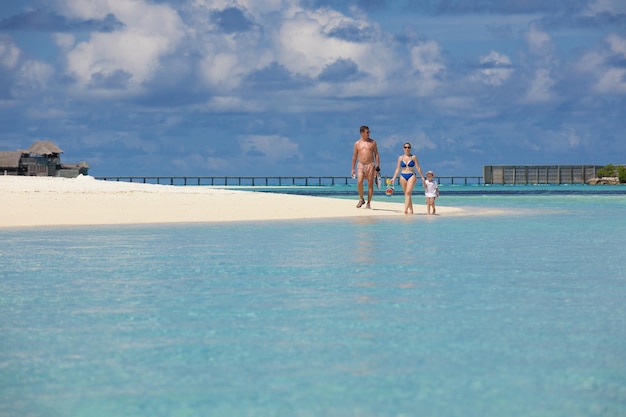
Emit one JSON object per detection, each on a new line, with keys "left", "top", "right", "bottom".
{"left": 423, "top": 171, "right": 439, "bottom": 215}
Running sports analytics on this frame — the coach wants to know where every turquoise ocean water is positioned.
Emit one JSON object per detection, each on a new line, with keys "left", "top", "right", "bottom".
{"left": 1, "top": 185, "right": 625, "bottom": 417}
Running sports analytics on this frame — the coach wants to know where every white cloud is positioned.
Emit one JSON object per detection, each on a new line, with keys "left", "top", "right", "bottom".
{"left": 586, "top": 0, "right": 626, "bottom": 15}
{"left": 172, "top": 153, "right": 230, "bottom": 174}
{"left": 58, "top": 0, "right": 185, "bottom": 92}
{"left": 606, "top": 33, "right": 626, "bottom": 57}
{"left": 56, "top": 0, "right": 111, "bottom": 19}
{"left": 26, "top": 106, "right": 70, "bottom": 120}
{"left": 188, "top": 2, "right": 398, "bottom": 96}
{"left": 278, "top": 10, "right": 357, "bottom": 75}
{"left": 524, "top": 24, "right": 553, "bottom": 56}
{"left": 473, "top": 50, "right": 514, "bottom": 86}
{"left": 189, "top": 0, "right": 268, "bottom": 11}
{"left": 409, "top": 40, "right": 445, "bottom": 95}
{"left": 240, "top": 134, "right": 301, "bottom": 160}
{"left": 378, "top": 131, "right": 436, "bottom": 154}
{"left": 0, "top": 38, "right": 20, "bottom": 69}
{"left": 185, "top": 2, "right": 274, "bottom": 90}
{"left": 200, "top": 52, "right": 241, "bottom": 89}
{"left": 14, "top": 60, "right": 55, "bottom": 95}
{"left": 431, "top": 96, "right": 498, "bottom": 119}
{"left": 377, "top": 133, "right": 406, "bottom": 152}
{"left": 191, "top": 0, "right": 285, "bottom": 15}
{"left": 536, "top": 126, "right": 586, "bottom": 152}
{"left": 564, "top": 127, "right": 582, "bottom": 148}
{"left": 410, "top": 41, "right": 444, "bottom": 75}
{"left": 236, "top": 0, "right": 286, "bottom": 13}
{"left": 204, "top": 96, "right": 266, "bottom": 112}
{"left": 53, "top": 33, "right": 76, "bottom": 50}
{"left": 275, "top": 6, "right": 393, "bottom": 83}
{"left": 577, "top": 33, "right": 626, "bottom": 94}
{"left": 525, "top": 67, "right": 557, "bottom": 102}
{"left": 522, "top": 25, "right": 559, "bottom": 102}
{"left": 413, "top": 131, "right": 437, "bottom": 151}
{"left": 595, "top": 68, "right": 626, "bottom": 94}
{"left": 47, "top": 0, "right": 402, "bottom": 101}
{"left": 577, "top": 49, "right": 604, "bottom": 74}
{"left": 203, "top": 156, "right": 231, "bottom": 172}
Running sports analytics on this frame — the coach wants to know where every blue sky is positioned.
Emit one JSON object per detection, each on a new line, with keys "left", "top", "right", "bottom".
{"left": 1, "top": 0, "right": 625, "bottom": 177}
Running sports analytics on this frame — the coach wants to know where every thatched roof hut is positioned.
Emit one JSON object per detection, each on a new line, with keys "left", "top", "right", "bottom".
{"left": 27, "top": 140, "right": 64, "bottom": 155}
{"left": 0, "top": 151, "right": 23, "bottom": 169}
{"left": 1, "top": 140, "right": 88, "bottom": 177}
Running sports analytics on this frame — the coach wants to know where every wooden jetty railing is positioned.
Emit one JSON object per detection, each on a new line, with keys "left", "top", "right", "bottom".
{"left": 94, "top": 175, "right": 484, "bottom": 186}
{"left": 435, "top": 176, "right": 483, "bottom": 185}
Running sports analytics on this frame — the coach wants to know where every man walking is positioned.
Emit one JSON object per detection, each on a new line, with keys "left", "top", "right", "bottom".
{"left": 351, "top": 125, "right": 380, "bottom": 209}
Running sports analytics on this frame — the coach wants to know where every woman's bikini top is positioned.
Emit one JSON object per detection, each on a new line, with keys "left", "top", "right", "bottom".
{"left": 401, "top": 158, "right": 415, "bottom": 168}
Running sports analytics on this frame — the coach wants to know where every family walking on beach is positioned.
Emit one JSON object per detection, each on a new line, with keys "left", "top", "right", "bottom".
{"left": 351, "top": 125, "right": 438, "bottom": 215}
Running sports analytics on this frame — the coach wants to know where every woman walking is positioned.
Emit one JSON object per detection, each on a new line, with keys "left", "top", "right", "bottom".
{"left": 390, "top": 142, "right": 425, "bottom": 214}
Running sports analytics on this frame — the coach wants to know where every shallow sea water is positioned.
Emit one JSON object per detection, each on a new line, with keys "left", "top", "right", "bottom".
{"left": 1, "top": 186, "right": 625, "bottom": 417}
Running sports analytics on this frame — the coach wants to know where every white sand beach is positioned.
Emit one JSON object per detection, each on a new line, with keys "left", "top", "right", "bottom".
{"left": 1, "top": 175, "right": 476, "bottom": 228}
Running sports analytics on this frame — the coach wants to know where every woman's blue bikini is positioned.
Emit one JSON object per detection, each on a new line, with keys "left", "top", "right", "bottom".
{"left": 400, "top": 159, "right": 415, "bottom": 180}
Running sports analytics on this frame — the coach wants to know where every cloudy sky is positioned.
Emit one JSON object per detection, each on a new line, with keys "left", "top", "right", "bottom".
{"left": 1, "top": 0, "right": 625, "bottom": 177}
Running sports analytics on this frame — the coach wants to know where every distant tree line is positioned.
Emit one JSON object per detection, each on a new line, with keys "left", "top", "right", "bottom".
{"left": 597, "top": 164, "right": 626, "bottom": 183}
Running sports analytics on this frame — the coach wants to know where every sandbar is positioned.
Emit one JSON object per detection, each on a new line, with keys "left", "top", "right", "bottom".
{"left": 1, "top": 176, "right": 473, "bottom": 228}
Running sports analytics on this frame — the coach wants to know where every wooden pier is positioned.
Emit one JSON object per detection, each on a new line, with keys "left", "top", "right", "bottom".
{"left": 95, "top": 175, "right": 484, "bottom": 186}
